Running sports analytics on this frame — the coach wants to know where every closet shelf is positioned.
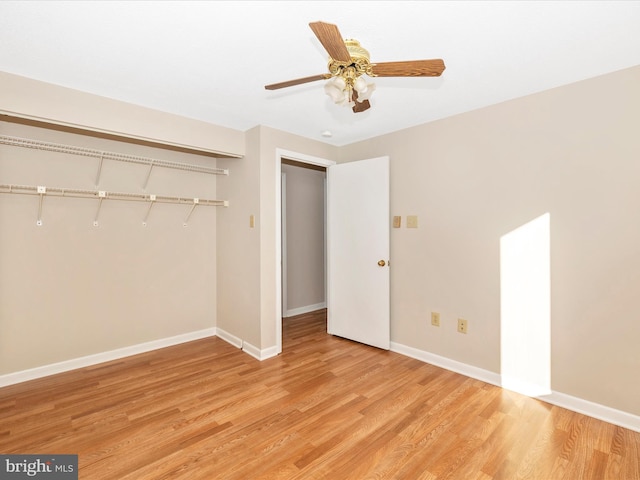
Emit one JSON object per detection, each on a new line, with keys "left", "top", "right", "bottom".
{"left": 1, "top": 183, "right": 228, "bottom": 227}
{"left": 0, "top": 135, "right": 229, "bottom": 177}
{"left": 0, "top": 183, "right": 228, "bottom": 207}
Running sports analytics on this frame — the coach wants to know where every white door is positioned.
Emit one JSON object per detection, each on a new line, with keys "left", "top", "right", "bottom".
{"left": 327, "top": 156, "right": 390, "bottom": 350}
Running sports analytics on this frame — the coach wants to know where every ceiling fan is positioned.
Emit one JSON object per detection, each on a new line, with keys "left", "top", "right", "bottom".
{"left": 265, "top": 21, "right": 446, "bottom": 113}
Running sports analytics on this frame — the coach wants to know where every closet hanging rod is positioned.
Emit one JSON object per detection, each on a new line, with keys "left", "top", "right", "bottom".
{"left": 0, "top": 135, "right": 228, "bottom": 176}
{"left": 0, "top": 183, "right": 229, "bottom": 207}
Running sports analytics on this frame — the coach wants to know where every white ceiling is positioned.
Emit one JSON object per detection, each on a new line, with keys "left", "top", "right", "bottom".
{"left": 1, "top": 1, "right": 640, "bottom": 147}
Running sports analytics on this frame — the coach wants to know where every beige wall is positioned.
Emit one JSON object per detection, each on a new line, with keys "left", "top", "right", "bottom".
{"left": 216, "top": 127, "right": 262, "bottom": 347}
{"left": 282, "top": 164, "right": 326, "bottom": 314}
{"left": 215, "top": 126, "right": 337, "bottom": 351}
{"left": 0, "top": 119, "right": 219, "bottom": 374}
{"left": 339, "top": 65, "right": 640, "bottom": 415}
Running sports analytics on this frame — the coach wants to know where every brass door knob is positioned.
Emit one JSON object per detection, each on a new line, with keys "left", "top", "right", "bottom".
{"left": 378, "top": 260, "right": 386, "bottom": 267}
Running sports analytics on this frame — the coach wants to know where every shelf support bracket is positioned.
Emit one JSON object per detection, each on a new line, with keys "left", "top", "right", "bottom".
{"left": 142, "top": 194, "right": 156, "bottom": 227}
{"left": 142, "top": 162, "right": 154, "bottom": 190}
{"left": 183, "top": 198, "right": 199, "bottom": 227}
{"left": 36, "top": 185, "right": 46, "bottom": 226}
{"left": 93, "top": 191, "right": 106, "bottom": 226}
{"left": 95, "top": 153, "right": 105, "bottom": 186}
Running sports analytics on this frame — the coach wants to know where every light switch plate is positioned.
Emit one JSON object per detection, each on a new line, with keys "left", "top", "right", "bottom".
{"left": 393, "top": 216, "right": 401, "bottom": 228}
{"left": 407, "top": 215, "right": 418, "bottom": 228}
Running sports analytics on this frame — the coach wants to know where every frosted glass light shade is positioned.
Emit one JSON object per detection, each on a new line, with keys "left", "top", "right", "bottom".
{"left": 324, "top": 77, "right": 348, "bottom": 104}
{"left": 354, "top": 76, "right": 376, "bottom": 101}
{"left": 324, "top": 75, "right": 376, "bottom": 107}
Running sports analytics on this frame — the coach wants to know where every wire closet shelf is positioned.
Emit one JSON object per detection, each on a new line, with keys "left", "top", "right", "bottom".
{"left": 0, "top": 134, "right": 230, "bottom": 227}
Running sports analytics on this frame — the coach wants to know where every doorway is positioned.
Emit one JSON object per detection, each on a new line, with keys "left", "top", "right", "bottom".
{"left": 281, "top": 159, "right": 327, "bottom": 318}
{"left": 275, "top": 150, "right": 391, "bottom": 354}
{"left": 275, "top": 149, "right": 335, "bottom": 354}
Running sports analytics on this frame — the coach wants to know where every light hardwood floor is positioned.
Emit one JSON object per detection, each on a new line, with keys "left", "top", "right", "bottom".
{"left": 1, "top": 310, "right": 639, "bottom": 479}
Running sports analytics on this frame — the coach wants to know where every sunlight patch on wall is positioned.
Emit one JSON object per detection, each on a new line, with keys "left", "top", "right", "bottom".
{"left": 500, "top": 213, "right": 551, "bottom": 397}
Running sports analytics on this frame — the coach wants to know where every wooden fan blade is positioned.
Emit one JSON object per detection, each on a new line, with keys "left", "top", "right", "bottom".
{"left": 352, "top": 99, "right": 371, "bottom": 113}
{"left": 309, "top": 21, "right": 351, "bottom": 62}
{"left": 265, "top": 74, "right": 331, "bottom": 90}
{"left": 371, "top": 59, "right": 446, "bottom": 77}
{"left": 351, "top": 90, "right": 371, "bottom": 113}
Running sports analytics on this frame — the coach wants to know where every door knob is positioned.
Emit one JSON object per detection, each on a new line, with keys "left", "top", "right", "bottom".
{"left": 378, "top": 260, "right": 386, "bottom": 267}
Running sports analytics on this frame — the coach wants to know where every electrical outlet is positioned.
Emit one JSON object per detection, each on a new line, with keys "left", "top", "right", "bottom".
{"left": 431, "top": 312, "right": 440, "bottom": 327}
{"left": 457, "top": 318, "right": 468, "bottom": 334}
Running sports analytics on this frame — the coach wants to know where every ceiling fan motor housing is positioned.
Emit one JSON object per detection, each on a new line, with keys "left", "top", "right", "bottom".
{"left": 328, "top": 39, "right": 374, "bottom": 81}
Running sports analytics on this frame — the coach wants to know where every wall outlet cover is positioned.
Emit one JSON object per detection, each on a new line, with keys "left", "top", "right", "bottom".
{"left": 457, "top": 318, "right": 468, "bottom": 334}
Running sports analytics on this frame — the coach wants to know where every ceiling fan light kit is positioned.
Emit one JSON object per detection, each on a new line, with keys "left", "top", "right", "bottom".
{"left": 324, "top": 75, "right": 376, "bottom": 107}
{"left": 265, "top": 21, "right": 445, "bottom": 114}
{"left": 324, "top": 39, "right": 377, "bottom": 109}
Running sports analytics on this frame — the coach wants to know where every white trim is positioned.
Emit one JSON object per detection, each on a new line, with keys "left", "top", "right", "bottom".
{"left": 391, "top": 341, "right": 640, "bottom": 433}
{"left": 275, "top": 151, "right": 283, "bottom": 355}
{"left": 259, "top": 345, "right": 281, "bottom": 361}
{"left": 216, "top": 327, "right": 243, "bottom": 349}
{"left": 241, "top": 341, "right": 261, "bottom": 360}
{"left": 242, "top": 342, "right": 280, "bottom": 361}
{"left": 285, "top": 302, "right": 327, "bottom": 318}
{"left": 281, "top": 171, "right": 288, "bottom": 317}
{"left": 539, "top": 391, "right": 640, "bottom": 433}
{"left": 277, "top": 149, "right": 336, "bottom": 168}
{"left": 323, "top": 175, "right": 328, "bottom": 318}
{"left": 390, "top": 341, "right": 502, "bottom": 386}
{"left": 0, "top": 328, "right": 216, "bottom": 387}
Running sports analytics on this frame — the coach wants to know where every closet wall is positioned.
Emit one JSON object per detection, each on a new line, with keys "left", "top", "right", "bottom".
{"left": 0, "top": 119, "right": 220, "bottom": 375}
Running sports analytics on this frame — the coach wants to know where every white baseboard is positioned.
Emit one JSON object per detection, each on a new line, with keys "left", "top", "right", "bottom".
{"left": 216, "top": 328, "right": 281, "bottom": 361}
{"left": 0, "top": 328, "right": 216, "bottom": 388}
{"left": 284, "top": 302, "right": 326, "bottom": 318}
{"left": 390, "top": 341, "right": 640, "bottom": 433}
{"left": 215, "top": 328, "right": 243, "bottom": 349}
{"left": 539, "top": 391, "right": 640, "bottom": 433}
{"left": 0, "top": 326, "right": 283, "bottom": 388}
{"left": 242, "top": 342, "right": 280, "bottom": 361}
{"left": 390, "top": 341, "right": 502, "bottom": 387}
{"left": 501, "top": 375, "right": 552, "bottom": 397}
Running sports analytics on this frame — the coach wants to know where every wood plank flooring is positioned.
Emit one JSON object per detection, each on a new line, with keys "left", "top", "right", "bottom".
{"left": 1, "top": 309, "right": 639, "bottom": 479}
